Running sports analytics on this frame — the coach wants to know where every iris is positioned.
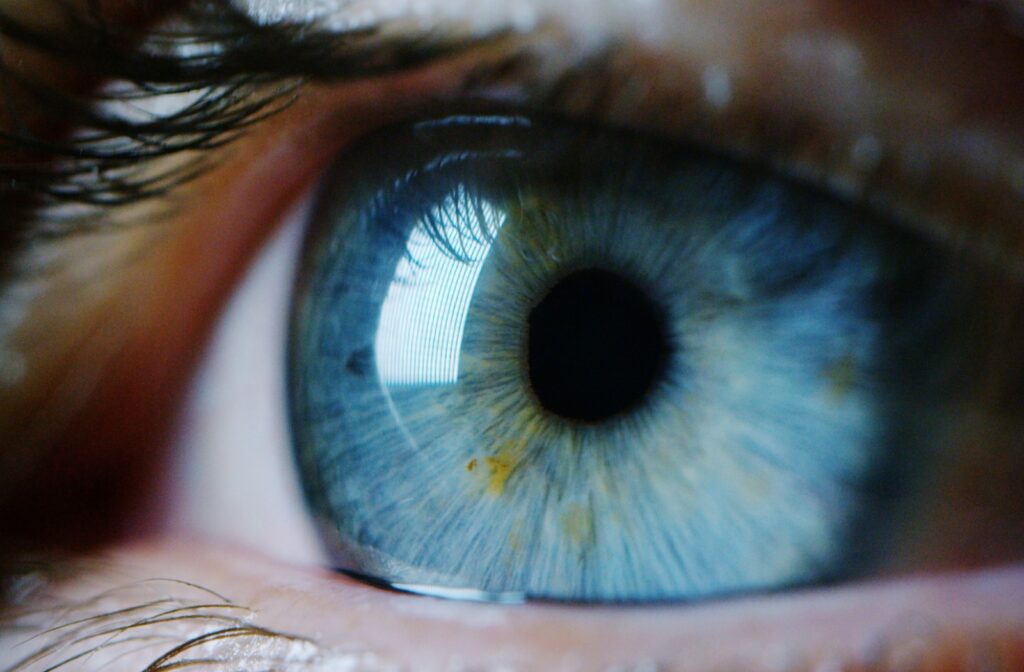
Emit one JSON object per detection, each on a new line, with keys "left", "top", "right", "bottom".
{"left": 288, "top": 115, "right": 966, "bottom": 602}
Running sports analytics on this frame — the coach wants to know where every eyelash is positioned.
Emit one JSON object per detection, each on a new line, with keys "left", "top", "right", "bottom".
{"left": 0, "top": 0, "right": 499, "bottom": 240}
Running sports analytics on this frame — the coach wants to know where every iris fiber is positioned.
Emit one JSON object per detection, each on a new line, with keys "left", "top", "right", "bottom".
{"left": 288, "top": 116, "right": 964, "bottom": 602}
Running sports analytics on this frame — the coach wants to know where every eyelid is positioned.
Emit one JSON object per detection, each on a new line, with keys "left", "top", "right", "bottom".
{"left": 513, "top": 4, "right": 1024, "bottom": 275}
{"left": 12, "top": 539, "right": 1022, "bottom": 672}
{"left": 233, "top": 0, "right": 1024, "bottom": 274}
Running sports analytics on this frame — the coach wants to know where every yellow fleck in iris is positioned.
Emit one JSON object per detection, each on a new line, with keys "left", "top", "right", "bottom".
{"left": 485, "top": 453, "right": 514, "bottom": 495}
{"left": 479, "top": 423, "right": 539, "bottom": 496}
{"left": 466, "top": 458, "right": 478, "bottom": 472}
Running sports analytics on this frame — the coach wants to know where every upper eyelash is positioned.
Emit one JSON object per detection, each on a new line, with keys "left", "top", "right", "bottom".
{"left": 0, "top": 0, "right": 487, "bottom": 240}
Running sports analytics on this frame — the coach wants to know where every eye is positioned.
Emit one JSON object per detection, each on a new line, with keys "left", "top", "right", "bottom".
{"left": 4, "top": 5, "right": 1024, "bottom": 669}
{"left": 286, "top": 114, "right": 982, "bottom": 603}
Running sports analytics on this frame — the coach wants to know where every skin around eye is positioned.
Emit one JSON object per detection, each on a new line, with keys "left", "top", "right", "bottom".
{"left": 0, "top": 0, "right": 1023, "bottom": 670}
{"left": 2, "top": 540, "right": 1024, "bottom": 671}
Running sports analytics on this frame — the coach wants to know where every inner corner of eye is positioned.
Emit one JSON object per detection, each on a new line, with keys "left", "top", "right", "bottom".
{"left": 280, "top": 113, "right": 980, "bottom": 604}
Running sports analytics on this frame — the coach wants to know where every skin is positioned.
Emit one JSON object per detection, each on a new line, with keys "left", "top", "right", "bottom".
{"left": 0, "top": 0, "right": 1023, "bottom": 670}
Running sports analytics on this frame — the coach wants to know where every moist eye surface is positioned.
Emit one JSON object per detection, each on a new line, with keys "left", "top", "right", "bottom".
{"left": 287, "top": 114, "right": 973, "bottom": 603}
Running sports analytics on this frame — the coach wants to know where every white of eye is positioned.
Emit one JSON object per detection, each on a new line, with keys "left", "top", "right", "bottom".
{"left": 167, "top": 188, "right": 327, "bottom": 567}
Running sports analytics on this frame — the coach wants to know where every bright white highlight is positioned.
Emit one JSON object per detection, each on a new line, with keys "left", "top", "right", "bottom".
{"left": 375, "top": 188, "right": 505, "bottom": 386}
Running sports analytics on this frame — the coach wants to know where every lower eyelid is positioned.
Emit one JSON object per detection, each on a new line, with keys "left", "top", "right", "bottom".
{"left": 5, "top": 539, "right": 1023, "bottom": 672}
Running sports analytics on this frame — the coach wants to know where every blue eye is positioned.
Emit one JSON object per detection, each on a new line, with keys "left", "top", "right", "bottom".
{"left": 288, "top": 114, "right": 970, "bottom": 603}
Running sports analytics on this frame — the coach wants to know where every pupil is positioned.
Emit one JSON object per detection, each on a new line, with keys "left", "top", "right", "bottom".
{"left": 527, "top": 268, "right": 671, "bottom": 422}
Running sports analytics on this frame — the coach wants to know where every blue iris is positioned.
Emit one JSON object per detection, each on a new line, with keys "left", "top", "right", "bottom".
{"left": 288, "top": 115, "right": 962, "bottom": 602}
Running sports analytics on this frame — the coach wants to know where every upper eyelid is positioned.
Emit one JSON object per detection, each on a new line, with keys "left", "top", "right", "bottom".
{"left": 535, "top": 8, "right": 1024, "bottom": 277}
{"left": 0, "top": 0, "right": 507, "bottom": 239}
{"left": 2, "top": 0, "right": 1024, "bottom": 276}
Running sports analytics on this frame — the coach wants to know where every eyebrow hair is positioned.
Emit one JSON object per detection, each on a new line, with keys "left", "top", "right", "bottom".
{"left": 0, "top": 0, "right": 503, "bottom": 245}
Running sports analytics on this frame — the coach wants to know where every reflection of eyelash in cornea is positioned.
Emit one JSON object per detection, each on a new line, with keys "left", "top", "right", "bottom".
{"left": 389, "top": 166, "right": 510, "bottom": 266}
{"left": 0, "top": 0, "right": 488, "bottom": 240}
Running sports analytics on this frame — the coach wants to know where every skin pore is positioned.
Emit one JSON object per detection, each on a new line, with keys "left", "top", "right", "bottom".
{"left": 0, "top": 0, "right": 1023, "bottom": 670}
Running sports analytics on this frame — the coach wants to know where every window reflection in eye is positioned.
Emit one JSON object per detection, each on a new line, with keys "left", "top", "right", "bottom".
{"left": 1, "top": 0, "right": 1024, "bottom": 670}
